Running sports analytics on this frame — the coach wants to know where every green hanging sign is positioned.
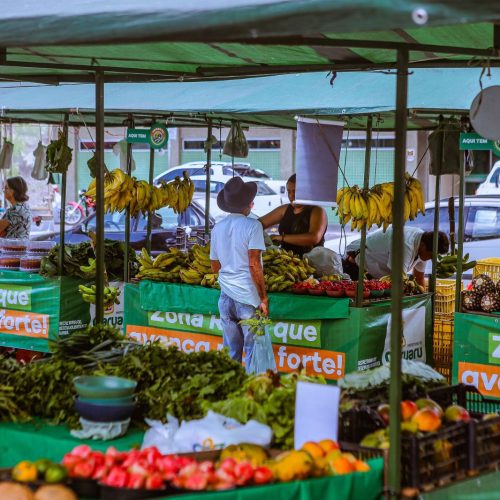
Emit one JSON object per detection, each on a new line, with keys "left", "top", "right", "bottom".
{"left": 459, "top": 132, "right": 500, "bottom": 154}
{"left": 126, "top": 123, "right": 169, "bottom": 149}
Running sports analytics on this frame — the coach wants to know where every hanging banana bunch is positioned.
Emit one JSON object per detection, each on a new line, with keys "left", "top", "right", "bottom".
{"left": 85, "top": 169, "right": 195, "bottom": 215}
{"left": 336, "top": 174, "right": 425, "bottom": 232}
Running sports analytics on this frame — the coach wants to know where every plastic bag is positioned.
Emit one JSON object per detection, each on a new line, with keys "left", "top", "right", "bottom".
{"left": 31, "top": 141, "right": 48, "bottom": 180}
{"left": 70, "top": 417, "right": 130, "bottom": 441}
{"left": 0, "top": 139, "right": 14, "bottom": 170}
{"left": 304, "top": 246, "right": 346, "bottom": 278}
{"left": 223, "top": 122, "right": 248, "bottom": 158}
{"left": 112, "top": 140, "right": 136, "bottom": 172}
{"left": 142, "top": 411, "right": 272, "bottom": 454}
{"left": 247, "top": 330, "right": 277, "bottom": 374}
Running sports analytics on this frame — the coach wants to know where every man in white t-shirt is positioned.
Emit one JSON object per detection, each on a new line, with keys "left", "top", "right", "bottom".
{"left": 344, "top": 227, "right": 449, "bottom": 286}
{"left": 210, "top": 177, "right": 267, "bottom": 369}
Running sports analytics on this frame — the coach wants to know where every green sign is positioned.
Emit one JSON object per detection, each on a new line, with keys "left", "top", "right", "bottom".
{"left": 126, "top": 123, "right": 169, "bottom": 150}
{"left": 459, "top": 132, "right": 500, "bottom": 154}
{"left": 488, "top": 331, "right": 500, "bottom": 365}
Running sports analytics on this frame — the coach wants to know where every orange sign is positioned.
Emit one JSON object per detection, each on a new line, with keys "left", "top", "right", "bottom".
{"left": 0, "top": 309, "right": 49, "bottom": 338}
{"left": 126, "top": 325, "right": 345, "bottom": 380}
{"left": 458, "top": 361, "right": 500, "bottom": 399}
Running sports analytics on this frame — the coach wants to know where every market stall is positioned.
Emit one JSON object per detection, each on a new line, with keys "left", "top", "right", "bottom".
{"left": 124, "top": 282, "right": 432, "bottom": 381}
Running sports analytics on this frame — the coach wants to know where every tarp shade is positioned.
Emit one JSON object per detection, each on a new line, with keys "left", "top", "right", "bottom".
{"left": 1, "top": 68, "right": 500, "bottom": 130}
{"left": 0, "top": 2, "right": 497, "bottom": 82}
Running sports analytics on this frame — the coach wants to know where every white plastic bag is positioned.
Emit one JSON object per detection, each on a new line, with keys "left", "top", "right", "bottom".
{"left": 223, "top": 122, "right": 249, "bottom": 158}
{"left": 113, "top": 140, "right": 136, "bottom": 172}
{"left": 304, "top": 247, "right": 347, "bottom": 278}
{"left": 31, "top": 141, "right": 48, "bottom": 180}
{"left": 0, "top": 140, "right": 14, "bottom": 170}
{"left": 141, "top": 411, "right": 272, "bottom": 454}
{"left": 247, "top": 331, "right": 277, "bottom": 374}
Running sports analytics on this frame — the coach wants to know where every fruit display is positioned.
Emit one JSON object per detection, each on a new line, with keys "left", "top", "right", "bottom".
{"left": 136, "top": 247, "right": 188, "bottom": 282}
{"left": 11, "top": 459, "right": 68, "bottom": 484}
{"left": 60, "top": 440, "right": 370, "bottom": 495}
{"left": 462, "top": 273, "right": 500, "bottom": 313}
{"left": 436, "top": 253, "right": 476, "bottom": 279}
{"left": 403, "top": 275, "right": 425, "bottom": 295}
{"left": 85, "top": 168, "right": 194, "bottom": 216}
{"left": 336, "top": 174, "right": 424, "bottom": 231}
{"left": 40, "top": 240, "right": 137, "bottom": 280}
{"left": 319, "top": 274, "right": 345, "bottom": 282}
{"left": 180, "top": 244, "right": 219, "bottom": 287}
{"left": 45, "top": 130, "right": 73, "bottom": 174}
{"left": 263, "top": 248, "right": 316, "bottom": 292}
{"left": 0, "top": 482, "right": 76, "bottom": 500}
{"left": 78, "top": 284, "right": 120, "bottom": 308}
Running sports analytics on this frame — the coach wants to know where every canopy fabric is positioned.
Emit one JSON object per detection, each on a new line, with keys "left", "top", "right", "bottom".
{"left": 0, "top": 1, "right": 498, "bottom": 82}
{"left": 1, "top": 68, "right": 499, "bottom": 130}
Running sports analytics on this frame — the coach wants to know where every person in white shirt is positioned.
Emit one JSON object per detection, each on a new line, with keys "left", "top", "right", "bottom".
{"left": 343, "top": 227, "right": 449, "bottom": 286}
{"left": 210, "top": 177, "right": 268, "bottom": 370}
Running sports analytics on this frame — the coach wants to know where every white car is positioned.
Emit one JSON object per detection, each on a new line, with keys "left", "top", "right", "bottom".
{"left": 325, "top": 196, "right": 500, "bottom": 276}
{"left": 190, "top": 176, "right": 282, "bottom": 218}
{"left": 154, "top": 161, "right": 287, "bottom": 203}
{"left": 476, "top": 161, "right": 500, "bottom": 195}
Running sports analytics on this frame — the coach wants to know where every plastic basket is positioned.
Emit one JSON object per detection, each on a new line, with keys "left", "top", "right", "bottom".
{"left": 432, "top": 317, "right": 454, "bottom": 383}
{"left": 434, "top": 279, "right": 462, "bottom": 317}
{"left": 473, "top": 258, "right": 500, "bottom": 283}
{"left": 338, "top": 406, "right": 386, "bottom": 442}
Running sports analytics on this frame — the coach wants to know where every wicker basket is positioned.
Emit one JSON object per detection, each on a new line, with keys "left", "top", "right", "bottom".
{"left": 433, "top": 316, "right": 454, "bottom": 383}
{"left": 473, "top": 258, "right": 500, "bottom": 283}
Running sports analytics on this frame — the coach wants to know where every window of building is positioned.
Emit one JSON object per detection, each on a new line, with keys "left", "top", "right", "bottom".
{"left": 183, "top": 139, "right": 280, "bottom": 151}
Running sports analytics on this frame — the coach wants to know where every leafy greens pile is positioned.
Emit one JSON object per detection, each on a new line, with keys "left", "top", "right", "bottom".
{"left": 40, "top": 240, "right": 137, "bottom": 280}
{"left": 202, "top": 371, "right": 326, "bottom": 449}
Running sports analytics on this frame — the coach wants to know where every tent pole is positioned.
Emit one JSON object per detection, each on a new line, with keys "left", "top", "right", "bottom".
{"left": 355, "top": 115, "right": 373, "bottom": 307}
{"left": 205, "top": 119, "right": 213, "bottom": 236}
{"left": 124, "top": 114, "right": 134, "bottom": 282}
{"left": 388, "top": 48, "right": 409, "bottom": 497}
{"left": 146, "top": 141, "right": 155, "bottom": 254}
{"left": 95, "top": 72, "right": 105, "bottom": 323}
{"left": 455, "top": 159, "right": 465, "bottom": 310}
{"left": 429, "top": 174, "right": 441, "bottom": 321}
{"left": 58, "top": 113, "right": 69, "bottom": 276}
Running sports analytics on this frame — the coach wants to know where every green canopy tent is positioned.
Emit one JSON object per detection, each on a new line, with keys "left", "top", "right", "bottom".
{"left": 1, "top": 2, "right": 499, "bottom": 495}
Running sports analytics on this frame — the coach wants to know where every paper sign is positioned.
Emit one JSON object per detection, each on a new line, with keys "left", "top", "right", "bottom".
{"left": 294, "top": 381, "right": 340, "bottom": 449}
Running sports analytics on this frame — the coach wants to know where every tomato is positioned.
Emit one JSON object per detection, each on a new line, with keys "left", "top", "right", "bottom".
{"left": 253, "top": 466, "right": 274, "bottom": 485}
{"left": 127, "top": 473, "right": 145, "bottom": 489}
{"left": 234, "top": 461, "right": 254, "bottom": 485}
{"left": 184, "top": 471, "right": 208, "bottom": 491}
{"left": 12, "top": 461, "right": 38, "bottom": 482}
{"left": 72, "top": 460, "right": 95, "bottom": 479}
{"left": 103, "top": 466, "right": 129, "bottom": 488}
{"left": 61, "top": 455, "right": 81, "bottom": 475}
{"left": 122, "top": 450, "right": 141, "bottom": 468}
{"left": 92, "top": 464, "right": 109, "bottom": 481}
{"left": 142, "top": 447, "right": 162, "bottom": 466}
{"left": 71, "top": 445, "right": 92, "bottom": 459}
{"left": 145, "top": 472, "right": 165, "bottom": 490}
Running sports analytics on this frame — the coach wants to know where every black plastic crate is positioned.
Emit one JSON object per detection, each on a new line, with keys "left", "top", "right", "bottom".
{"left": 400, "top": 421, "right": 469, "bottom": 490}
{"left": 470, "top": 414, "right": 500, "bottom": 473}
{"left": 339, "top": 406, "right": 385, "bottom": 442}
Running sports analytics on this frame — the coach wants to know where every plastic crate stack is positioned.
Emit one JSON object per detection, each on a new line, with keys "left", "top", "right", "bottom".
{"left": 473, "top": 257, "right": 500, "bottom": 283}
{"left": 433, "top": 279, "right": 462, "bottom": 383}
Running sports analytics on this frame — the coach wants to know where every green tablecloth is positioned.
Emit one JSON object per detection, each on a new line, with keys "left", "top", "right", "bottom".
{"left": 422, "top": 471, "right": 500, "bottom": 500}
{"left": 0, "top": 421, "right": 144, "bottom": 466}
{"left": 139, "top": 281, "right": 350, "bottom": 320}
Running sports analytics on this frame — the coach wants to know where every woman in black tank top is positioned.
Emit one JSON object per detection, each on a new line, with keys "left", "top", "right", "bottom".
{"left": 259, "top": 174, "right": 327, "bottom": 257}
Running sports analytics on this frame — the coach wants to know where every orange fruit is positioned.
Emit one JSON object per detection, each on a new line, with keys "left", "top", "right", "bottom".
{"left": 354, "top": 460, "right": 371, "bottom": 472}
{"left": 318, "top": 439, "right": 339, "bottom": 455}
{"left": 301, "top": 442, "right": 325, "bottom": 459}
{"left": 329, "top": 457, "right": 354, "bottom": 475}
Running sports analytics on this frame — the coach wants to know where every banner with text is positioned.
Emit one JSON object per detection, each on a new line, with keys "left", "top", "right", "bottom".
{"left": 453, "top": 312, "right": 500, "bottom": 400}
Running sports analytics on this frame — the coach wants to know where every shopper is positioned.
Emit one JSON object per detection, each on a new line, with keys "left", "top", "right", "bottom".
{"left": 260, "top": 174, "right": 327, "bottom": 256}
{"left": 343, "top": 227, "right": 449, "bottom": 286}
{"left": 0, "top": 176, "right": 31, "bottom": 238}
{"left": 210, "top": 177, "right": 268, "bottom": 370}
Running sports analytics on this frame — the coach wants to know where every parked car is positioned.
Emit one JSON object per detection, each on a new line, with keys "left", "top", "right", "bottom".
{"left": 154, "top": 161, "right": 287, "bottom": 203}
{"left": 325, "top": 196, "right": 500, "bottom": 276}
{"left": 476, "top": 161, "right": 500, "bottom": 195}
{"left": 189, "top": 176, "right": 282, "bottom": 217}
{"left": 32, "top": 200, "right": 213, "bottom": 254}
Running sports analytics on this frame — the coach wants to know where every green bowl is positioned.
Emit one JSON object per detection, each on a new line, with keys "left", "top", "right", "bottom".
{"left": 74, "top": 375, "right": 137, "bottom": 399}
{"left": 78, "top": 395, "right": 135, "bottom": 406}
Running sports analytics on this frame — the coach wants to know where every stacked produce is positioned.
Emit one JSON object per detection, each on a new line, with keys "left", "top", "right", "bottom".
{"left": 85, "top": 169, "right": 194, "bottom": 215}
{"left": 45, "top": 130, "right": 73, "bottom": 174}
{"left": 203, "top": 371, "right": 325, "bottom": 449}
{"left": 263, "top": 248, "right": 316, "bottom": 292}
{"left": 40, "top": 240, "right": 137, "bottom": 280}
{"left": 336, "top": 174, "right": 425, "bottom": 231}
{"left": 78, "top": 283, "right": 120, "bottom": 308}
{"left": 436, "top": 253, "right": 476, "bottom": 279}
{"left": 462, "top": 273, "right": 500, "bottom": 313}
{"left": 180, "top": 244, "right": 219, "bottom": 287}
{"left": 61, "top": 440, "right": 370, "bottom": 495}
{"left": 136, "top": 247, "right": 188, "bottom": 282}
